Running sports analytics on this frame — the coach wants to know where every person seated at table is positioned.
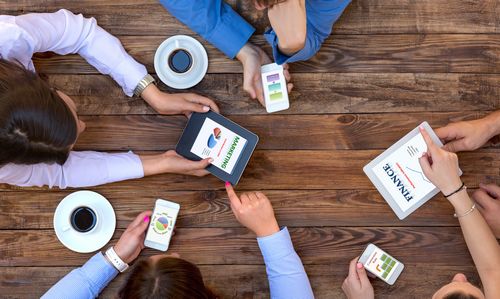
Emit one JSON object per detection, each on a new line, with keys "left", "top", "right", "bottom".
{"left": 159, "top": 0, "right": 351, "bottom": 106}
{"left": 436, "top": 110, "right": 500, "bottom": 238}
{"left": 341, "top": 127, "right": 500, "bottom": 299}
{"left": 0, "top": 9, "right": 220, "bottom": 189}
{"left": 41, "top": 183, "right": 314, "bottom": 298}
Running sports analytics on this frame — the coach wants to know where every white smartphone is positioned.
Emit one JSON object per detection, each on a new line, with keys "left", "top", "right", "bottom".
{"left": 358, "top": 243, "right": 404, "bottom": 285}
{"left": 144, "top": 199, "right": 180, "bottom": 251}
{"left": 261, "top": 63, "right": 289, "bottom": 113}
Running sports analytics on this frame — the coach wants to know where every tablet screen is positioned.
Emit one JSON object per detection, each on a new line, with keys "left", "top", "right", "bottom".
{"left": 371, "top": 133, "right": 436, "bottom": 212}
{"left": 190, "top": 118, "right": 248, "bottom": 174}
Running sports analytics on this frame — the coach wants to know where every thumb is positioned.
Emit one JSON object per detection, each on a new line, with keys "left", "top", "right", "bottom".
{"left": 442, "top": 140, "right": 465, "bottom": 153}
{"left": 356, "top": 262, "right": 370, "bottom": 286}
{"left": 185, "top": 101, "right": 210, "bottom": 114}
{"left": 419, "top": 152, "right": 433, "bottom": 178}
{"left": 190, "top": 157, "right": 213, "bottom": 170}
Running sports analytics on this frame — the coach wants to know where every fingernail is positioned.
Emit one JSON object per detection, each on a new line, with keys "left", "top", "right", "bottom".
{"left": 208, "top": 158, "right": 214, "bottom": 163}
{"left": 203, "top": 106, "right": 210, "bottom": 112}
{"left": 357, "top": 263, "right": 363, "bottom": 269}
{"left": 143, "top": 216, "right": 149, "bottom": 223}
{"left": 419, "top": 125, "right": 424, "bottom": 130}
{"left": 225, "top": 181, "right": 230, "bottom": 187}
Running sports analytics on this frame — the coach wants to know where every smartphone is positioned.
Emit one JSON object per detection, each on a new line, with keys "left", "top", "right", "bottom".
{"left": 144, "top": 199, "right": 180, "bottom": 251}
{"left": 358, "top": 243, "right": 404, "bottom": 285}
{"left": 261, "top": 63, "right": 290, "bottom": 113}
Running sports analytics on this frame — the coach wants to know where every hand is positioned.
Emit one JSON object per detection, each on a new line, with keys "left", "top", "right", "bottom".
{"left": 236, "top": 43, "right": 293, "bottom": 106}
{"left": 114, "top": 211, "right": 152, "bottom": 264}
{"left": 418, "top": 126, "right": 462, "bottom": 196}
{"left": 140, "top": 150, "right": 212, "bottom": 177}
{"left": 141, "top": 84, "right": 219, "bottom": 117}
{"left": 342, "top": 257, "right": 375, "bottom": 299}
{"left": 436, "top": 116, "right": 497, "bottom": 152}
{"left": 472, "top": 183, "right": 500, "bottom": 238}
{"left": 225, "top": 182, "right": 280, "bottom": 237}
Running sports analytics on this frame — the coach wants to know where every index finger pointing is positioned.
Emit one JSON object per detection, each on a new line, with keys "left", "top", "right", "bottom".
{"left": 419, "top": 126, "right": 438, "bottom": 154}
{"left": 225, "top": 182, "right": 242, "bottom": 208}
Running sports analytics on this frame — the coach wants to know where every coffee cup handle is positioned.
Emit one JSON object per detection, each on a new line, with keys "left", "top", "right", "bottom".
{"left": 175, "top": 40, "right": 180, "bottom": 48}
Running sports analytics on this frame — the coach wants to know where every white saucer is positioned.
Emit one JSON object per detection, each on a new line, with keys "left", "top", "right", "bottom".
{"left": 53, "top": 191, "right": 116, "bottom": 253}
{"left": 154, "top": 35, "right": 209, "bottom": 89}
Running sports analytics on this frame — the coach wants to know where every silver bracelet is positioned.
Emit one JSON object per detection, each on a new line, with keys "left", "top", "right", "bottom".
{"left": 133, "top": 74, "right": 156, "bottom": 97}
{"left": 454, "top": 203, "right": 476, "bottom": 218}
{"left": 104, "top": 246, "right": 129, "bottom": 273}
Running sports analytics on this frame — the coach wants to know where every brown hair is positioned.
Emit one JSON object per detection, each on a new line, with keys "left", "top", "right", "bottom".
{"left": 0, "top": 59, "right": 77, "bottom": 166}
{"left": 254, "top": 0, "right": 287, "bottom": 7}
{"left": 443, "top": 292, "right": 479, "bottom": 299}
{"left": 117, "top": 257, "right": 217, "bottom": 299}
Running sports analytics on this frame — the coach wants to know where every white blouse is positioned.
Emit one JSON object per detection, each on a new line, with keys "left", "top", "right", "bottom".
{"left": 0, "top": 9, "right": 146, "bottom": 188}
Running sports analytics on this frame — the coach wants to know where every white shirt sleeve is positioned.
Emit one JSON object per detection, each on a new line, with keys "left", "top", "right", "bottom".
{"left": 0, "top": 9, "right": 147, "bottom": 96}
{"left": 0, "top": 151, "right": 144, "bottom": 189}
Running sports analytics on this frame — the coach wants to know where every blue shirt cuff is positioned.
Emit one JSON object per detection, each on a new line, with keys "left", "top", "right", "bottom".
{"left": 257, "top": 227, "right": 295, "bottom": 263}
{"left": 264, "top": 26, "right": 315, "bottom": 65}
{"left": 207, "top": 6, "right": 255, "bottom": 58}
{"left": 84, "top": 252, "right": 119, "bottom": 289}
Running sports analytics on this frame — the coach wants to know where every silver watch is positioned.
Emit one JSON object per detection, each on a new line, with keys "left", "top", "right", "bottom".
{"left": 133, "top": 74, "right": 156, "bottom": 97}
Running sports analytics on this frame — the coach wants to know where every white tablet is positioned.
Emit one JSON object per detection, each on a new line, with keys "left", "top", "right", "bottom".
{"left": 363, "top": 122, "right": 462, "bottom": 220}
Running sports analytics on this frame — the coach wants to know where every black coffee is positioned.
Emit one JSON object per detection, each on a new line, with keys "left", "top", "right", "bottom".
{"left": 71, "top": 207, "right": 97, "bottom": 233}
{"left": 168, "top": 49, "right": 193, "bottom": 73}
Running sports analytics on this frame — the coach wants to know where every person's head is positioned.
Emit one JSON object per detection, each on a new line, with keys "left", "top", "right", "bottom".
{"left": 118, "top": 255, "right": 217, "bottom": 299}
{"left": 0, "top": 59, "right": 85, "bottom": 166}
{"left": 253, "top": 0, "right": 287, "bottom": 10}
{"left": 432, "top": 273, "right": 484, "bottom": 299}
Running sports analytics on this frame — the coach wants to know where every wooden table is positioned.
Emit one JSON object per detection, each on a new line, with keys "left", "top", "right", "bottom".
{"left": 0, "top": 1, "right": 499, "bottom": 298}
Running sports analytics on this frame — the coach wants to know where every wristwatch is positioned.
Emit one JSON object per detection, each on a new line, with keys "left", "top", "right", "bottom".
{"left": 104, "top": 246, "right": 129, "bottom": 273}
{"left": 133, "top": 74, "right": 156, "bottom": 97}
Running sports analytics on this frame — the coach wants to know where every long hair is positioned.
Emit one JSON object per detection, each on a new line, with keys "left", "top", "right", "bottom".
{"left": 0, "top": 59, "right": 77, "bottom": 165}
{"left": 118, "top": 257, "right": 218, "bottom": 299}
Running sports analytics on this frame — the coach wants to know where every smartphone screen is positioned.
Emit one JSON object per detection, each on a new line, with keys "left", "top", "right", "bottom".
{"left": 145, "top": 201, "right": 179, "bottom": 250}
{"left": 363, "top": 246, "right": 401, "bottom": 282}
{"left": 262, "top": 71, "right": 286, "bottom": 103}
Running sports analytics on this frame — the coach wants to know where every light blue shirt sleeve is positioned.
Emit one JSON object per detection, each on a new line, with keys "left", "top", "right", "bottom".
{"left": 158, "top": 0, "right": 255, "bottom": 59}
{"left": 264, "top": 0, "right": 351, "bottom": 64}
{"left": 41, "top": 253, "right": 118, "bottom": 299}
{"left": 257, "top": 227, "right": 314, "bottom": 299}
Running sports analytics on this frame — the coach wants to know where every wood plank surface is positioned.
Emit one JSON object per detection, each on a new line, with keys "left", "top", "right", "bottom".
{"left": 0, "top": 227, "right": 476, "bottom": 267}
{"left": 74, "top": 112, "right": 499, "bottom": 151}
{"left": 0, "top": 265, "right": 482, "bottom": 299}
{"left": 1, "top": 0, "right": 498, "bottom": 34}
{"left": 0, "top": 189, "right": 460, "bottom": 229}
{"left": 33, "top": 34, "right": 500, "bottom": 74}
{"left": 48, "top": 73, "right": 500, "bottom": 115}
{"left": 0, "top": 150, "right": 497, "bottom": 192}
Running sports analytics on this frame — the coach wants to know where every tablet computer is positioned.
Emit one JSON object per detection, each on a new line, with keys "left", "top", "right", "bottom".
{"left": 176, "top": 111, "right": 259, "bottom": 185}
{"left": 363, "top": 122, "right": 462, "bottom": 220}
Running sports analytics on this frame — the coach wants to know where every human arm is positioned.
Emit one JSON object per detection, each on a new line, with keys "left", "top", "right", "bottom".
{"left": 341, "top": 257, "right": 374, "bottom": 299}
{"left": 0, "top": 150, "right": 211, "bottom": 189}
{"left": 41, "top": 211, "right": 151, "bottom": 299}
{"left": 265, "top": 0, "right": 351, "bottom": 64}
{"left": 418, "top": 127, "right": 500, "bottom": 299}
{"left": 472, "top": 183, "right": 500, "bottom": 238}
{"left": 435, "top": 110, "right": 500, "bottom": 152}
{"left": 225, "top": 183, "right": 314, "bottom": 299}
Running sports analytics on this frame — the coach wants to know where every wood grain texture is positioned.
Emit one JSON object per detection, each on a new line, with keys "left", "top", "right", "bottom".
{"left": 0, "top": 264, "right": 482, "bottom": 299}
{"left": 0, "top": 189, "right": 460, "bottom": 230}
{"left": 73, "top": 112, "right": 499, "bottom": 151}
{"left": 33, "top": 34, "right": 500, "bottom": 74}
{"left": 0, "top": 150, "right": 497, "bottom": 192}
{"left": 0, "top": 227, "right": 476, "bottom": 267}
{"left": 1, "top": 0, "right": 498, "bottom": 34}
{"left": 48, "top": 73, "right": 500, "bottom": 115}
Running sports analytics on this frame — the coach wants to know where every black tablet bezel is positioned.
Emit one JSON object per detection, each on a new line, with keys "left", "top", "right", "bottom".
{"left": 175, "top": 111, "right": 259, "bottom": 185}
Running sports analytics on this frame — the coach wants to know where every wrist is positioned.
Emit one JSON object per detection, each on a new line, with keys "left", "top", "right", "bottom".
{"left": 255, "top": 221, "right": 280, "bottom": 238}
{"left": 104, "top": 246, "right": 129, "bottom": 272}
{"left": 236, "top": 43, "right": 252, "bottom": 63}
{"left": 140, "top": 84, "right": 165, "bottom": 107}
{"left": 485, "top": 111, "right": 500, "bottom": 137}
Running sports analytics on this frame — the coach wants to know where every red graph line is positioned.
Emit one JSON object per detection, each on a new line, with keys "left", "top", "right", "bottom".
{"left": 396, "top": 162, "right": 416, "bottom": 189}
{"left": 217, "top": 138, "right": 227, "bottom": 157}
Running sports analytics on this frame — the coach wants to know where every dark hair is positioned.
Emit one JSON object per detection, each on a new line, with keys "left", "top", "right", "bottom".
{"left": 254, "top": 0, "right": 287, "bottom": 7}
{"left": 118, "top": 257, "right": 218, "bottom": 299}
{"left": 443, "top": 292, "right": 479, "bottom": 299}
{"left": 0, "top": 59, "right": 77, "bottom": 166}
